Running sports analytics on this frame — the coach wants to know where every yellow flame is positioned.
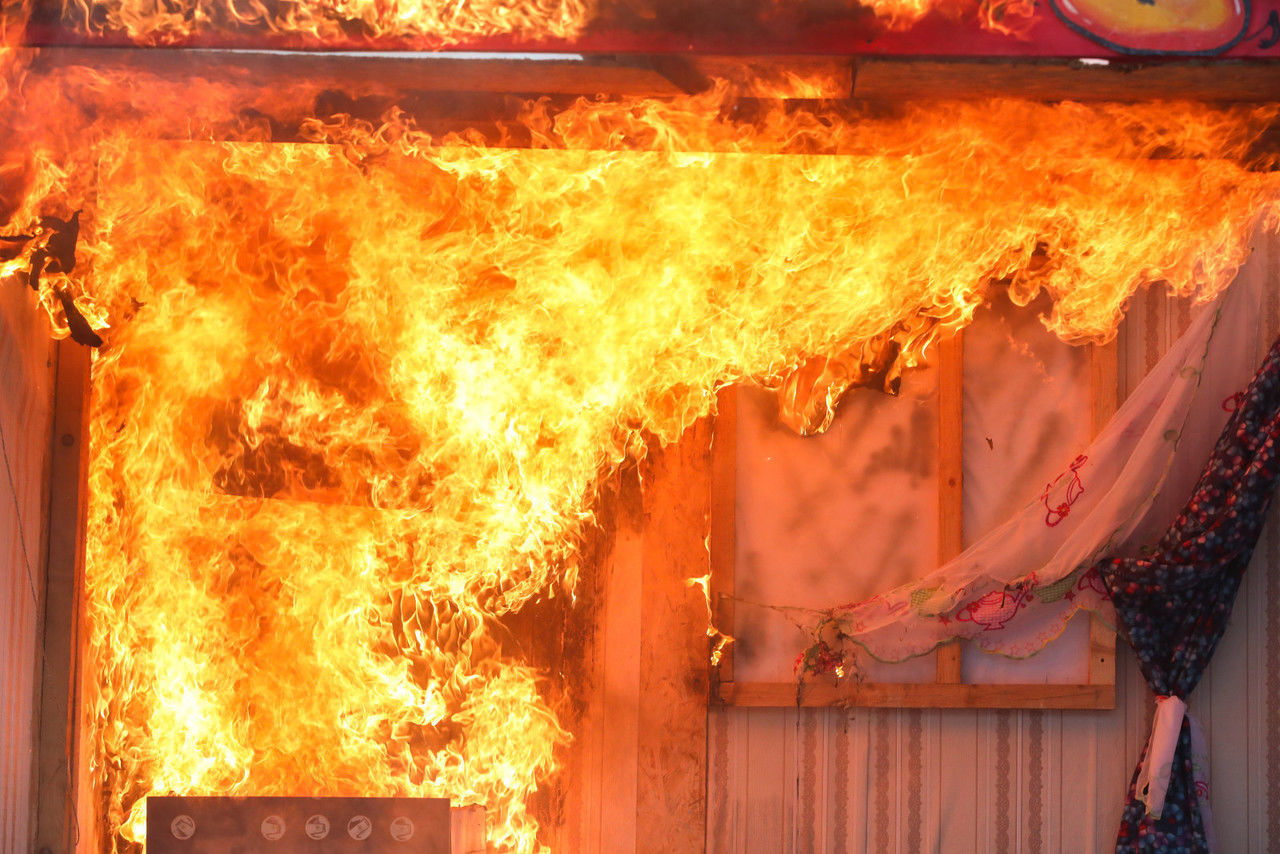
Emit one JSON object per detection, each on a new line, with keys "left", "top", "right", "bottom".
{"left": 686, "top": 572, "right": 734, "bottom": 665}
{"left": 2, "top": 59, "right": 1279, "bottom": 853}
{"left": 42, "top": 0, "right": 1041, "bottom": 45}
{"left": 62, "top": 0, "right": 595, "bottom": 45}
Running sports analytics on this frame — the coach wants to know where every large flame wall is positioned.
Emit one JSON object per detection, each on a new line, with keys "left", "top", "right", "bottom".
{"left": 2, "top": 50, "right": 1279, "bottom": 851}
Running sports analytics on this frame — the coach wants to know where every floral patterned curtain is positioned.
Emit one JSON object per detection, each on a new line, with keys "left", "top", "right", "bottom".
{"left": 1097, "top": 332, "right": 1280, "bottom": 852}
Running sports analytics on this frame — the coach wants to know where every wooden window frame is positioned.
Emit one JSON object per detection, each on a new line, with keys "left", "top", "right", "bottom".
{"left": 710, "top": 334, "right": 1117, "bottom": 710}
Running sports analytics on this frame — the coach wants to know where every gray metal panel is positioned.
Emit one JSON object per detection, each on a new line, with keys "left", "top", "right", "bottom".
{"left": 147, "top": 796, "right": 451, "bottom": 853}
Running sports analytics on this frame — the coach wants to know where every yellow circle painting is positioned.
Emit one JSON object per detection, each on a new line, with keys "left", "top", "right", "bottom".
{"left": 1052, "top": 0, "right": 1252, "bottom": 54}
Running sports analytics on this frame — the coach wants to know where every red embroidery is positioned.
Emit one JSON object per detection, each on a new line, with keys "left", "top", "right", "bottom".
{"left": 1041, "top": 454, "right": 1088, "bottom": 527}
{"left": 954, "top": 580, "right": 1035, "bottom": 631}
{"left": 1222, "top": 391, "right": 1246, "bottom": 412}
{"left": 1075, "top": 567, "right": 1111, "bottom": 600}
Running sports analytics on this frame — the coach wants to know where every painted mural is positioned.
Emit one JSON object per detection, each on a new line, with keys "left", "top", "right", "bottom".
{"left": 1052, "top": 0, "right": 1275, "bottom": 56}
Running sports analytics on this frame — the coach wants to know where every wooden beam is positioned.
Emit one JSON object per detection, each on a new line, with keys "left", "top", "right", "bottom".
{"left": 1090, "top": 339, "right": 1119, "bottom": 438}
{"left": 709, "top": 387, "right": 736, "bottom": 687}
{"left": 558, "top": 419, "right": 713, "bottom": 854}
{"left": 935, "top": 332, "right": 964, "bottom": 684}
{"left": 0, "top": 250, "right": 57, "bottom": 853}
{"left": 635, "top": 422, "right": 711, "bottom": 854}
{"left": 718, "top": 680, "right": 1115, "bottom": 710}
{"left": 26, "top": 48, "right": 852, "bottom": 99}
{"left": 551, "top": 465, "right": 643, "bottom": 854}
{"left": 27, "top": 48, "right": 1280, "bottom": 106}
{"left": 33, "top": 341, "right": 94, "bottom": 854}
{"left": 591, "top": 469, "right": 643, "bottom": 853}
{"left": 1088, "top": 340, "right": 1119, "bottom": 696}
{"left": 852, "top": 58, "right": 1280, "bottom": 102}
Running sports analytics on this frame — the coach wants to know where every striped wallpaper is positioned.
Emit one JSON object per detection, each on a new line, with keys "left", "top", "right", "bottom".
{"left": 708, "top": 227, "right": 1280, "bottom": 853}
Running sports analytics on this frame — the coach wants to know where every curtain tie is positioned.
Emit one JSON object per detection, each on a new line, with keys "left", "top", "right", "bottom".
{"left": 1136, "top": 695, "right": 1186, "bottom": 819}
{"left": 1135, "top": 695, "right": 1215, "bottom": 846}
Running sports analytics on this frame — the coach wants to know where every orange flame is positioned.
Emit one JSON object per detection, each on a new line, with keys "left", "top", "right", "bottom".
{"left": 41, "top": 0, "right": 1037, "bottom": 46}
{"left": 61, "top": 0, "right": 596, "bottom": 45}
{"left": 2, "top": 57, "right": 1279, "bottom": 852}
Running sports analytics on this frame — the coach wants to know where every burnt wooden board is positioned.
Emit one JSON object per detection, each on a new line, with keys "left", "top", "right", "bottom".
{"left": 147, "top": 796, "right": 450, "bottom": 853}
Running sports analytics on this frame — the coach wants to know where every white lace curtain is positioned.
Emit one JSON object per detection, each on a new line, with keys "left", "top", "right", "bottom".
{"left": 807, "top": 273, "right": 1270, "bottom": 666}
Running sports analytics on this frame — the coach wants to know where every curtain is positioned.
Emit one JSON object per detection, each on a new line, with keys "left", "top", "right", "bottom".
{"left": 801, "top": 274, "right": 1268, "bottom": 669}
{"left": 1098, "top": 331, "right": 1280, "bottom": 852}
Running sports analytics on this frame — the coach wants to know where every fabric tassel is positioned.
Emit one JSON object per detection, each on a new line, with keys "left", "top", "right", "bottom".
{"left": 1135, "top": 695, "right": 1186, "bottom": 819}
{"left": 1134, "top": 696, "right": 1215, "bottom": 850}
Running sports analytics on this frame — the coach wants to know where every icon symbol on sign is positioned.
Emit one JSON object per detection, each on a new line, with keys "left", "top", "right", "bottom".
{"left": 389, "top": 816, "right": 415, "bottom": 841}
{"left": 347, "top": 815, "right": 373, "bottom": 840}
{"left": 261, "top": 815, "right": 286, "bottom": 841}
{"left": 170, "top": 815, "right": 196, "bottom": 840}
{"left": 305, "top": 815, "right": 331, "bottom": 840}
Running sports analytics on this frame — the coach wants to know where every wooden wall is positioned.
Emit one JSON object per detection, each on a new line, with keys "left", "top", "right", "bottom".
{"left": 550, "top": 424, "right": 713, "bottom": 853}
{"left": 707, "top": 228, "right": 1280, "bottom": 853}
{"left": 0, "top": 282, "right": 56, "bottom": 849}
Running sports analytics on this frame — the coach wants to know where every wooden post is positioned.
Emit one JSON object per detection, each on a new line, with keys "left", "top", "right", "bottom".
{"left": 0, "top": 262, "right": 57, "bottom": 852}
{"left": 558, "top": 420, "right": 711, "bottom": 854}
{"left": 709, "top": 388, "right": 736, "bottom": 689}
{"left": 1088, "top": 340, "right": 1119, "bottom": 693}
{"left": 936, "top": 332, "right": 964, "bottom": 684}
{"left": 34, "top": 340, "right": 94, "bottom": 854}
{"left": 636, "top": 420, "right": 711, "bottom": 854}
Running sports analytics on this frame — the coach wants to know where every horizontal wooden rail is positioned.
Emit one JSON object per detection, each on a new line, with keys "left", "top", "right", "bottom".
{"left": 23, "top": 48, "right": 1280, "bottom": 104}
{"left": 718, "top": 680, "right": 1115, "bottom": 710}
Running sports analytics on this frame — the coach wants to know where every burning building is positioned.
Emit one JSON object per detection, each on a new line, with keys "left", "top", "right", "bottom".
{"left": 2, "top": 0, "right": 1280, "bottom": 851}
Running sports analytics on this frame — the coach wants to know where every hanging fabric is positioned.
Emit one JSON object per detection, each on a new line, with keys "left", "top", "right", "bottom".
{"left": 801, "top": 274, "right": 1268, "bottom": 668}
{"left": 1098, "top": 329, "right": 1280, "bottom": 852}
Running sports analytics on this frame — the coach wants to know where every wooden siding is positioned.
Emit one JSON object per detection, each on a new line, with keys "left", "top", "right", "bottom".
{"left": 708, "top": 227, "right": 1280, "bottom": 852}
{"left": 0, "top": 282, "right": 57, "bottom": 850}
{"left": 551, "top": 424, "right": 713, "bottom": 854}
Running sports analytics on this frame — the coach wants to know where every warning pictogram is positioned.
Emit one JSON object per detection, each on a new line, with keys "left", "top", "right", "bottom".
{"left": 347, "top": 815, "right": 373, "bottom": 840}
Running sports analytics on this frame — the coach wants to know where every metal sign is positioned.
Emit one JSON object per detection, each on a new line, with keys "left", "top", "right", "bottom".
{"left": 147, "top": 796, "right": 451, "bottom": 853}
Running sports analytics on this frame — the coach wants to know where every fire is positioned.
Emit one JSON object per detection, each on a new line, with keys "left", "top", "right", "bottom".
{"left": 60, "top": 0, "right": 595, "bottom": 45}
{"left": 42, "top": 0, "right": 1036, "bottom": 46}
{"left": 2, "top": 49, "right": 1279, "bottom": 853}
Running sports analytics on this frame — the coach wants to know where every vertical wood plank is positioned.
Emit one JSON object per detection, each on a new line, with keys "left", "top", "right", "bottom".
{"left": 594, "top": 469, "right": 644, "bottom": 854}
{"left": 1089, "top": 340, "right": 1119, "bottom": 694}
{"left": 1245, "top": 518, "right": 1269, "bottom": 853}
{"left": 636, "top": 421, "right": 711, "bottom": 854}
{"left": 1060, "top": 706, "right": 1108, "bottom": 854}
{"left": 35, "top": 341, "right": 94, "bottom": 854}
{"left": 1244, "top": 230, "right": 1276, "bottom": 854}
{"left": 732, "top": 710, "right": 751, "bottom": 854}
{"left": 974, "top": 710, "right": 996, "bottom": 853}
{"left": 813, "top": 710, "right": 830, "bottom": 854}
{"left": 795, "top": 708, "right": 829, "bottom": 854}
{"left": 823, "top": 707, "right": 869, "bottom": 854}
{"left": 1205, "top": 535, "right": 1252, "bottom": 853}
{"left": 0, "top": 280, "right": 55, "bottom": 854}
{"left": 706, "top": 707, "right": 733, "bottom": 854}
{"left": 1089, "top": 339, "right": 1120, "bottom": 437}
{"left": 743, "top": 709, "right": 793, "bottom": 854}
{"left": 936, "top": 333, "right": 964, "bottom": 684}
{"left": 919, "top": 710, "right": 944, "bottom": 853}
{"left": 710, "top": 387, "right": 736, "bottom": 686}
{"left": 936, "top": 710, "right": 979, "bottom": 850}
{"left": 1083, "top": 311, "right": 1130, "bottom": 854}
{"left": 1263, "top": 226, "right": 1280, "bottom": 854}
{"left": 1262, "top": 503, "right": 1280, "bottom": 854}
